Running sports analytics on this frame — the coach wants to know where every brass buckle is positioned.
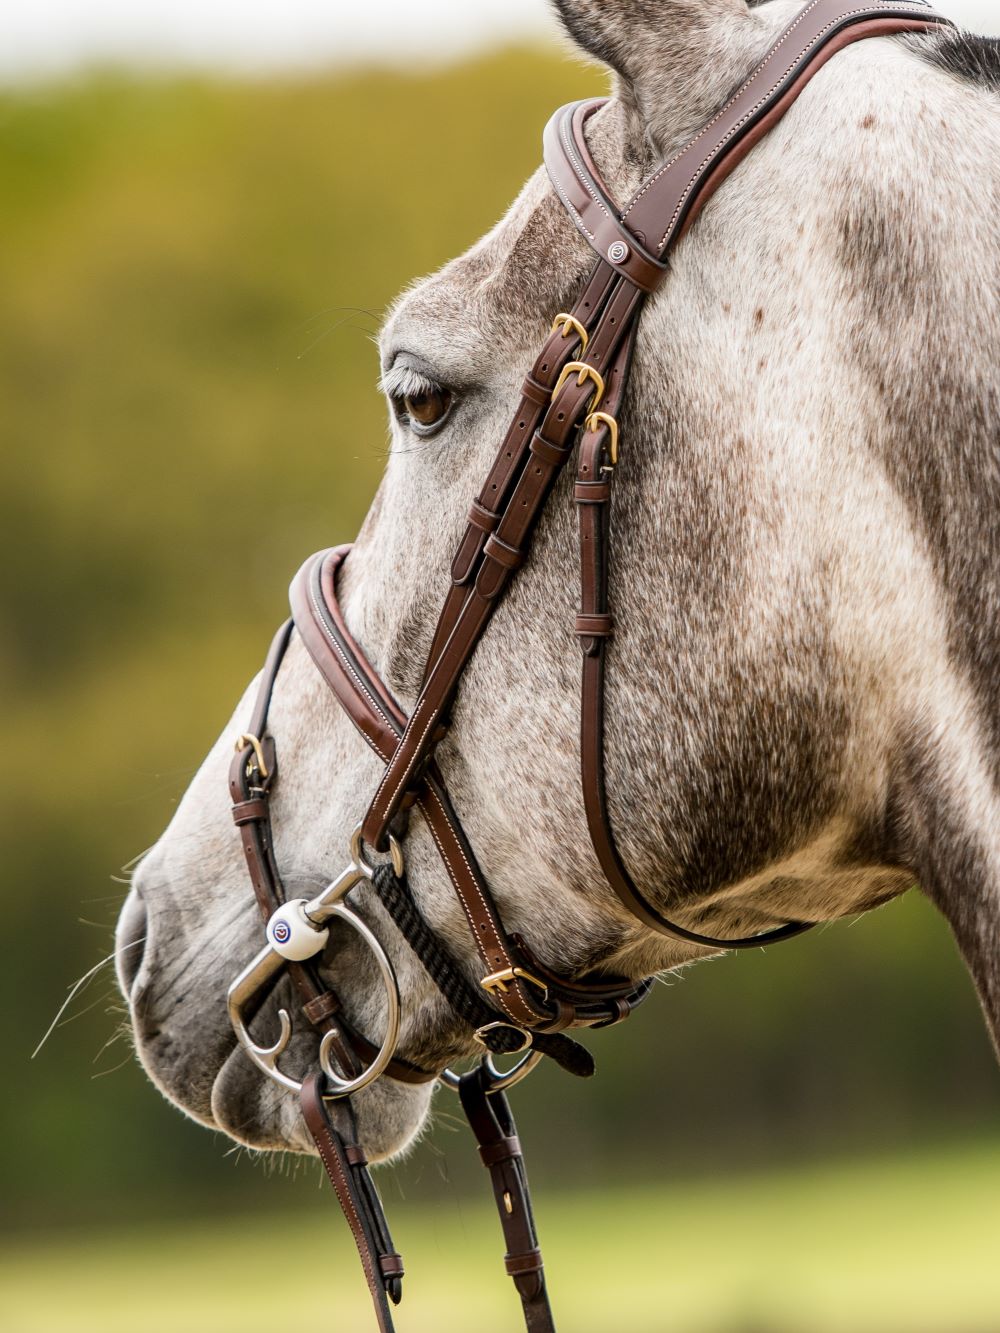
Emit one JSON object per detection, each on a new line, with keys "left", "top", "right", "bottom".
{"left": 551, "top": 312, "right": 589, "bottom": 354}
{"left": 586, "top": 410, "right": 620, "bottom": 466}
{"left": 234, "top": 733, "right": 270, "bottom": 780}
{"left": 473, "top": 1021, "right": 533, "bottom": 1054}
{"left": 552, "top": 361, "right": 605, "bottom": 411}
{"left": 480, "top": 966, "right": 548, "bottom": 997}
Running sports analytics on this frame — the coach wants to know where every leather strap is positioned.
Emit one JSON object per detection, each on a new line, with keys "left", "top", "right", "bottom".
{"left": 229, "top": 619, "right": 432, "bottom": 1083}
{"left": 553, "top": 0, "right": 951, "bottom": 948}
{"left": 226, "top": 8, "right": 956, "bottom": 1331}
{"left": 301, "top": 1073, "right": 404, "bottom": 1333}
{"left": 424, "top": 261, "right": 619, "bottom": 677}
{"left": 459, "top": 1066, "right": 556, "bottom": 1333}
{"left": 575, "top": 422, "right": 819, "bottom": 947}
{"left": 547, "top": 2, "right": 950, "bottom": 270}
{"left": 359, "top": 0, "right": 950, "bottom": 860}
{"left": 544, "top": 98, "right": 668, "bottom": 291}
{"left": 359, "top": 276, "right": 643, "bottom": 850}
{"left": 291, "top": 547, "right": 651, "bottom": 1035}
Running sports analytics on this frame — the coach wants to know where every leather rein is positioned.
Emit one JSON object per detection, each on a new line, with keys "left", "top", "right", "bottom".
{"left": 223, "top": 5, "right": 951, "bottom": 1329}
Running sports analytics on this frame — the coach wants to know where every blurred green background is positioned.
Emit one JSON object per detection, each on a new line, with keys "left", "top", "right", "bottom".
{"left": 3, "top": 44, "right": 998, "bottom": 1331}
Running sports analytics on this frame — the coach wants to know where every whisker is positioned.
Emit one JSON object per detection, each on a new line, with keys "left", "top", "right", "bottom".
{"left": 295, "top": 304, "right": 380, "bottom": 333}
{"left": 121, "top": 845, "right": 156, "bottom": 874}
{"left": 32, "top": 940, "right": 144, "bottom": 1060}
{"left": 91, "top": 1050, "right": 136, "bottom": 1080}
{"left": 297, "top": 310, "right": 378, "bottom": 361}
{"left": 43, "top": 991, "right": 109, "bottom": 1031}
{"left": 92, "top": 1016, "right": 132, "bottom": 1067}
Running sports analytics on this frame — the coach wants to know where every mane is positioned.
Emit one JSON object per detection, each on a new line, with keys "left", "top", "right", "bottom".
{"left": 918, "top": 30, "right": 1000, "bottom": 94}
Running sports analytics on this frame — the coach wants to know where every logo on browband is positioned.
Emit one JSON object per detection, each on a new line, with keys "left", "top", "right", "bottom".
{"left": 608, "top": 240, "right": 630, "bottom": 265}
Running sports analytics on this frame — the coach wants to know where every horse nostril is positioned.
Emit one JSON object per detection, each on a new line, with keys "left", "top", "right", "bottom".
{"left": 115, "top": 889, "right": 148, "bottom": 999}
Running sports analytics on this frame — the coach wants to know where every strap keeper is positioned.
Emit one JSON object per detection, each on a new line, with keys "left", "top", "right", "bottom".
{"left": 303, "top": 991, "right": 342, "bottom": 1024}
{"left": 467, "top": 500, "right": 500, "bottom": 533}
{"left": 504, "top": 1248, "right": 543, "bottom": 1277}
{"left": 378, "top": 1253, "right": 405, "bottom": 1280}
{"left": 231, "top": 798, "right": 269, "bottom": 826}
{"left": 483, "top": 534, "right": 524, "bottom": 571}
{"left": 529, "top": 433, "right": 571, "bottom": 468}
{"left": 344, "top": 1143, "right": 368, "bottom": 1167}
{"left": 521, "top": 375, "right": 550, "bottom": 407}
{"left": 478, "top": 1135, "right": 523, "bottom": 1168}
{"left": 575, "top": 614, "right": 614, "bottom": 638}
{"left": 574, "top": 480, "right": 611, "bottom": 503}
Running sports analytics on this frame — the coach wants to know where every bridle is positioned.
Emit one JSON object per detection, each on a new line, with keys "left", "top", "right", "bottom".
{"left": 222, "top": 4, "right": 951, "bottom": 1329}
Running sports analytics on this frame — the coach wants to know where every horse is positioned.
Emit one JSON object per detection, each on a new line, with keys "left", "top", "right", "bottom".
{"left": 116, "top": 0, "right": 999, "bottom": 1313}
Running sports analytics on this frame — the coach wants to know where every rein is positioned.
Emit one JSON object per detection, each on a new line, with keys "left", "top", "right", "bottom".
{"left": 224, "top": 4, "right": 952, "bottom": 1329}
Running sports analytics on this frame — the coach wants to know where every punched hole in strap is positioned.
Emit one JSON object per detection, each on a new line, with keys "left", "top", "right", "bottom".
{"left": 483, "top": 534, "right": 524, "bottom": 571}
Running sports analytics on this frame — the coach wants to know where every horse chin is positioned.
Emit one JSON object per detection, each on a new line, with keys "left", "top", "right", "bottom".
{"left": 125, "top": 972, "right": 435, "bottom": 1160}
{"left": 209, "top": 1048, "right": 435, "bottom": 1161}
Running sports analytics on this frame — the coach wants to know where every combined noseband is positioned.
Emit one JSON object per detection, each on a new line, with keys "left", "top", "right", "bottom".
{"left": 224, "top": 4, "right": 951, "bottom": 1329}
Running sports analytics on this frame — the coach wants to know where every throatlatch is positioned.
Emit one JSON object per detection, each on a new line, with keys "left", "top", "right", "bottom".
{"left": 225, "top": 5, "right": 953, "bottom": 1330}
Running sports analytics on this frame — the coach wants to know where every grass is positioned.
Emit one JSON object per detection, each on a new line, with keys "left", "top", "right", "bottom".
{"left": 4, "top": 1140, "right": 1000, "bottom": 1332}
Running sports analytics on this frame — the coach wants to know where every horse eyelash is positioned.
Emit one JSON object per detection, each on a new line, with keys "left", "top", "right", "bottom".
{"left": 379, "top": 363, "right": 442, "bottom": 404}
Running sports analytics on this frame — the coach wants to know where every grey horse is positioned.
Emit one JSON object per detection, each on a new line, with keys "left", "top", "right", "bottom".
{"left": 117, "top": 0, "right": 1000, "bottom": 1165}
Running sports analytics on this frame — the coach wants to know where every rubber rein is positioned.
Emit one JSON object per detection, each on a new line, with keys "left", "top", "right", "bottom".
{"left": 225, "top": 4, "right": 952, "bottom": 1329}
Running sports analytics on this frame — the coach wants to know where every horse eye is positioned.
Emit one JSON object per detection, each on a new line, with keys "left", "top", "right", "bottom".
{"left": 403, "top": 387, "right": 452, "bottom": 433}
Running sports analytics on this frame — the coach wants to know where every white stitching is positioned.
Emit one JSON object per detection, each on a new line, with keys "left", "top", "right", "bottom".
{"left": 308, "top": 556, "right": 529, "bottom": 1022}
{"left": 624, "top": 0, "right": 826, "bottom": 218}
{"left": 417, "top": 788, "right": 525, "bottom": 1025}
{"left": 306, "top": 558, "right": 397, "bottom": 737}
{"left": 653, "top": 6, "right": 938, "bottom": 249}
{"left": 549, "top": 172, "right": 597, "bottom": 243}
{"left": 561, "top": 110, "right": 613, "bottom": 224}
{"left": 619, "top": 1, "right": 937, "bottom": 248}
{"left": 369, "top": 703, "right": 438, "bottom": 826}
{"left": 314, "top": 1128, "right": 378, "bottom": 1293}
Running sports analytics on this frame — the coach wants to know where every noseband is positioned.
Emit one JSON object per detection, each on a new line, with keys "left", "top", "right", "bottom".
{"left": 224, "top": 4, "right": 951, "bottom": 1329}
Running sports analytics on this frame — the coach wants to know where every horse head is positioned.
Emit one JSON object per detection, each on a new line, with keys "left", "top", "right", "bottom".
{"left": 117, "top": 0, "right": 1000, "bottom": 1173}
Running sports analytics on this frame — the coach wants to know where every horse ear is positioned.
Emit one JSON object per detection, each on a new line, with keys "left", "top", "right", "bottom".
{"left": 551, "top": 0, "right": 754, "bottom": 152}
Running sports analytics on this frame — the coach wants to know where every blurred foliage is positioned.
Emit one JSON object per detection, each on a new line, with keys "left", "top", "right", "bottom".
{"left": 2, "top": 48, "right": 997, "bottom": 1233}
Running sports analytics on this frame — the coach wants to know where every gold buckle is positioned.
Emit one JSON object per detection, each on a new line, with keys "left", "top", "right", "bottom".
{"left": 551, "top": 312, "right": 589, "bottom": 354}
{"left": 480, "top": 966, "right": 548, "bottom": 997}
{"left": 586, "top": 410, "right": 620, "bottom": 466}
{"left": 234, "top": 733, "right": 270, "bottom": 780}
{"left": 552, "top": 361, "right": 605, "bottom": 411}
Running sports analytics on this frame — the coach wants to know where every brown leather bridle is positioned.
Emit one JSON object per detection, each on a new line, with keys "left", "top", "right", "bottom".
{"left": 223, "top": 5, "right": 952, "bottom": 1329}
